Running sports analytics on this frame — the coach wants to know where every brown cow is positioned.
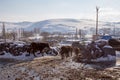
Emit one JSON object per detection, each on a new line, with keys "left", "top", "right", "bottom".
{"left": 73, "top": 47, "right": 81, "bottom": 56}
{"left": 72, "top": 42, "right": 93, "bottom": 60}
{"left": 60, "top": 46, "right": 73, "bottom": 59}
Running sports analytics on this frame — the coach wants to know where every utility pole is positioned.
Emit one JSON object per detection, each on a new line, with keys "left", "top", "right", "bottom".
{"left": 79, "top": 29, "right": 82, "bottom": 39}
{"left": 96, "top": 6, "right": 99, "bottom": 36}
{"left": 2, "top": 22, "right": 6, "bottom": 43}
{"left": 75, "top": 28, "right": 78, "bottom": 39}
{"left": 113, "top": 24, "right": 115, "bottom": 36}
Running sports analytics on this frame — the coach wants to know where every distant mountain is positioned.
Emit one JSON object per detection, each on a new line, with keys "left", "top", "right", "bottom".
{"left": 26, "top": 19, "right": 82, "bottom": 33}
{"left": 0, "top": 19, "right": 120, "bottom": 33}
{"left": 25, "top": 19, "right": 100, "bottom": 33}
{"left": 13, "top": 21, "right": 33, "bottom": 26}
{"left": 0, "top": 21, "right": 33, "bottom": 29}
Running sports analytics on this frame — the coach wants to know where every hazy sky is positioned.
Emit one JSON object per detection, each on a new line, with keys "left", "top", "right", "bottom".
{"left": 0, "top": 0, "right": 120, "bottom": 22}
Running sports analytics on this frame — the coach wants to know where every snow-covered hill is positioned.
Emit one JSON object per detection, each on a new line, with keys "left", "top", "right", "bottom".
{"left": 0, "top": 21, "right": 32, "bottom": 29}
{"left": 25, "top": 19, "right": 98, "bottom": 33}
{"left": 0, "top": 19, "right": 120, "bottom": 33}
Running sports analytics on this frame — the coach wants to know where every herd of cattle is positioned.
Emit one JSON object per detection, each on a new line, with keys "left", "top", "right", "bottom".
{"left": 0, "top": 42, "right": 58, "bottom": 57}
{"left": 0, "top": 38, "right": 120, "bottom": 61}
{"left": 60, "top": 38, "right": 120, "bottom": 61}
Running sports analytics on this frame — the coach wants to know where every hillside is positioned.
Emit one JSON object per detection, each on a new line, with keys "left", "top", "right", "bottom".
{"left": 0, "top": 19, "right": 120, "bottom": 33}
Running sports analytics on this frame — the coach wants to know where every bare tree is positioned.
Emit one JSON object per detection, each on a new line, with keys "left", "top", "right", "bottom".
{"left": 2, "top": 22, "right": 6, "bottom": 42}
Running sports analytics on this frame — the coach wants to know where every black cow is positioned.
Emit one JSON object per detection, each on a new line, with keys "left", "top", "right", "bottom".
{"left": 28, "top": 42, "right": 50, "bottom": 57}
{"left": 108, "top": 39, "right": 120, "bottom": 47}
{"left": 108, "top": 38, "right": 120, "bottom": 51}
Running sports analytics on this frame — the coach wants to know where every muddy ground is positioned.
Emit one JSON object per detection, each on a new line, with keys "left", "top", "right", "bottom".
{"left": 0, "top": 56, "right": 120, "bottom": 80}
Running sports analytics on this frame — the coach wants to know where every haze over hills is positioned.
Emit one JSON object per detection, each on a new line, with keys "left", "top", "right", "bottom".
{"left": 0, "top": 19, "right": 120, "bottom": 33}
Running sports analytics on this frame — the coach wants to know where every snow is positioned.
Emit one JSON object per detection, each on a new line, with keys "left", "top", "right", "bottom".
{"left": 17, "top": 44, "right": 24, "bottom": 47}
{"left": 1, "top": 19, "right": 120, "bottom": 34}
{"left": 116, "top": 51, "right": 120, "bottom": 58}
{"left": 91, "top": 55, "right": 116, "bottom": 62}
{"left": 0, "top": 49, "right": 60, "bottom": 61}
{"left": 0, "top": 52, "right": 43, "bottom": 61}
{"left": 62, "top": 61, "right": 82, "bottom": 69}
{"left": 103, "top": 45, "right": 113, "bottom": 48}
{"left": 0, "top": 53, "right": 120, "bottom": 80}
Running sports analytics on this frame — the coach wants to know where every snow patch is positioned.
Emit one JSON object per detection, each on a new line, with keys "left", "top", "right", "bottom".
{"left": 61, "top": 59, "right": 84, "bottom": 69}
{"left": 91, "top": 55, "right": 116, "bottom": 62}
{"left": 103, "top": 45, "right": 112, "bottom": 48}
{"left": 0, "top": 52, "right": 43, "bottom": 61}
{"left": 116, "top": 51, "right": 120, "bottom": 58}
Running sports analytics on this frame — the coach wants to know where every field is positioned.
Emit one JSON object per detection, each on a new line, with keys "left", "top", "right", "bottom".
{"left": 0, "top": 54, "right": 120, "bottom": 80}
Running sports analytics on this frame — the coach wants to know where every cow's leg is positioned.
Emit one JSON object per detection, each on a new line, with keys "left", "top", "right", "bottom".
{"left": 28, "top": 50, "right": 31, "bottom": 56}
{"left": 41, "top": 52, "right": 44, "bottom": 56}
{"left": 37, "top": 51, "right": 41, "bottom": 54}
{"left": 70, "top": 50, "right": 72, "bottom": 57}
{"left": 33, "top": 53, "right": 36, "bottom": 57}
{"left": 40, "top": 50, "right": 44, "bottom": 56}
{"left": 34, "top": 53, "right": 37, "bottom": 57}
{"left": 63, "top": 53, "right": 65, "bottom": 59}
{"left": 61, "top": 52, "right": 64, "bottom": 60}
{"left": 66, "top": 52, "right": 69, "bottom": 58}
{"left": 33, "top": 50, "right": 37, "bottom": 57}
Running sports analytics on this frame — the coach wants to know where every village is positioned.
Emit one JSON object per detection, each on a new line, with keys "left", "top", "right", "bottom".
{"left": 0, "top": 17, "right": 120, "bottom": 80}
{"left": 0, "top": 0, "right": 120, "bottom": 80}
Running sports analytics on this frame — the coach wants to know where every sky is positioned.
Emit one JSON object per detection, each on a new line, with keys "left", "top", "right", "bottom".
{"left": 0, "top": 0, "right": 120, "bottom": 22}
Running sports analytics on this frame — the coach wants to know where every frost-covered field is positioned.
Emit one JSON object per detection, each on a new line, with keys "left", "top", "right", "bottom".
{"left": 0, "top": 51, "right": 120, "bottom": 80}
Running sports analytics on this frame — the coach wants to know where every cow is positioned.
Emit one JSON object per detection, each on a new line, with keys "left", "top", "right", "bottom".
{"left": 102, "top": 43, "right": 116, "bottom": 57}
{"left": 60, "top": 46, "right": 73, "bottom": 59}
{"left": 72, "top": 42, "right": 85, "bottom": 50}
{"left": 108, "top": 38, "right": 120, "bottom": 51}
{"left": 72, "top": 41, "right": 93, "bottom": 60}
{"left": 86, "top": 41, "right": 107, "bottom": 59}
{"left": 0, "top": 42, "right": 12, "bottom": 55}
{"left": 108, "top": 38, "right": 120, "bottom": 47}
{"left": 28, "top": 42, "right": 51, "bottom": 57}
{"left": 73, "top": 47, "right": 81, "bottom": 56}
